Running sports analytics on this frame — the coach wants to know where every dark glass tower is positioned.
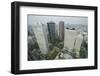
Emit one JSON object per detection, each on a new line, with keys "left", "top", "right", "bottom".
{"left": 47, "top": 22, "right": 55, "bottom": 43}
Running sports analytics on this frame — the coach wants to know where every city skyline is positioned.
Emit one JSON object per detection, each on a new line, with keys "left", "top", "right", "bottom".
{"left": 28, "top": 15, "right": 88, "bottom": 61}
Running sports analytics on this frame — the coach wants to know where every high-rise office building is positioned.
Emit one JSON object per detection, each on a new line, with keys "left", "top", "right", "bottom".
{"left": 82, "top": 32, "right": 88, "bottom": 43}
{"left": 47, "top": 22, "right": 55, "bottom": 43}
{"left": 32, "top": 22, "right": 49, "bottom": 54}
{"left": 64, "top": 29, "right": 78, "bottom": 52}
{"left": 74, "top": 34, "right": 83, "bottom": 57}
{"left": 55, "top": 24, "right": 59, "bottom": 39}
{"left": 42, "top": 24, "right": 49, "bottom": 51}
{"left": 59, "top": 21, "right": 64, "bottom": 40}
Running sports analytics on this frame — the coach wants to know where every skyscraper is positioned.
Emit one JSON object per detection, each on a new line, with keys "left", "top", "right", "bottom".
{"left": 47, "top": 22, "right": 55, "bottom": 43}
{"left": 64, "top": 29, "right": 78, "bottom": 52}
{"left": 42, "top": 24, "right": 49, "bottom": 51}
{"left": 59, "top": 21, "right": 64, "bottom": 40}
{"left": 32, "top": 22, "right": 49, "bottom": 54}
{"left": 74, "top": 34, "right": 83, "bottom": 57}
{"left": 55, "top": 24, "right": 59, "bottom": 40}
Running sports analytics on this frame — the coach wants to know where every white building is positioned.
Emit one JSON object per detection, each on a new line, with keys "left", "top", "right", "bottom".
{"left": 82, "top": 32, "right": 88, "bottom": 43}
{"left": 42, "top": 24, "right": 49, "bottom": 51}
{"left": 64, "top": 29, "right": 83, "bottom": 57}
{"left": 32, "top": 22, "right": 49, "bottom": 54}
{"left": 63, "top": 53, "right": 73, "bottom": 59}
{"left": 64, "top": 29, "right": 79, "bottom": 52}
{"left": 74, "top": 34, "right": 83, "bottom": 57}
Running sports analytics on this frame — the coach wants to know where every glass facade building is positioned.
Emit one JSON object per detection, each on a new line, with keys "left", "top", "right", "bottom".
{"left": 47, "top": 22, "right": 56, "bottom": 43}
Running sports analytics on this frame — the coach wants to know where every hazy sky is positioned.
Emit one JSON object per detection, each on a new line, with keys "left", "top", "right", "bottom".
{"left": 28, "top": 15, "right": 88, "bottom": 26}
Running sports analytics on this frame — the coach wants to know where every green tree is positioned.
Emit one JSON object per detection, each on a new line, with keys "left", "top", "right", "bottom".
{"left": 46, "top": 47, "right": 60, "bottom": 60}
{"left": 80, "top": 47, "right": 87, "bottom": 58}
{"left": 72, "top": 49, "right": 77, "bottom": 58}
{"left": 56, "top": 42, "right": 64, "bottom": 49}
